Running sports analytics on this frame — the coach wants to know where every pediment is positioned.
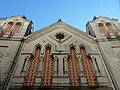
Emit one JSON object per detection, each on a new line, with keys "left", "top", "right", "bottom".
{"left": 93, "top": 16, "right": 116, "bottom": 23}
{"left": 25, "top": 21, "right": 96, "bottom": 44}
{"left": 6, "top": 16, "right": 29, "bottom": 22}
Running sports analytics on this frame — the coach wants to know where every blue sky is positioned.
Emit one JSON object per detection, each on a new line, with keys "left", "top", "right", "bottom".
{"left": 0, "top": 0, "right": 119, "bottom": 31}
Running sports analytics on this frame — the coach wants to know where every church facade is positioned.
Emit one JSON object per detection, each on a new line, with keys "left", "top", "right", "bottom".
{"left": 0, "top": 16, "right": 120, "bottom": 90}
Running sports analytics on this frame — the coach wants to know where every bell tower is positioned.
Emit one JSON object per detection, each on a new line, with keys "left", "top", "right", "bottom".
{"left": 86, "top": 16, "right": 120, "bottom": 90}
{"left": 86, "top": 16, "right": 120, "bottom": 40}
{"left": 0, "top": 16, "right": 33, "bottom": 90}
{"left": 0, "top": 16, "right": 33, "bottom": 38}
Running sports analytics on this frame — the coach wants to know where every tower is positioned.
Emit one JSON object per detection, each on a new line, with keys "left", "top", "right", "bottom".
{"left": 0, "top": 16, "right": 33, "bottom": 89}
{"left": 86, "top": 16, "right": 120, "bottom": 90}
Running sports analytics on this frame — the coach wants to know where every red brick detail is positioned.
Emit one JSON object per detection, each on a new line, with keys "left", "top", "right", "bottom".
{"left": 106, "top": 23, "right": 118, "bottom": 36}
{"left": 41, "top": 46, "right": 54, "bottom": 86}
{"left": 68, "top": 46, "right": 81, "bottom": 86}
{"left": 24, "top": 46, "right": 41, "bottom": 87}
{"left": 80, "top": 46, "right": 98, "bottom": 87}
{"left": 98, "top": 24, "right": 109, "bottom": 37}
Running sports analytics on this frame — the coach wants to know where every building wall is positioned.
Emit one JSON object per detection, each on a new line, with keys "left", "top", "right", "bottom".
{"left": 0, "top": 16, "right": 33, "bottom": 90}
{"left": 1, "top": 16, "right": 119, "bottom": 90}
{"left": 10, "top": 21, "right": 112, "bottom": 90}
{"left": 86, "top": 16, "right": 120, "bottom": 90}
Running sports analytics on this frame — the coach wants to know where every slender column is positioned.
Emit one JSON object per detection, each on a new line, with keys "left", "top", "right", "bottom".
{"left": 98, "top": 24, "right": 109, "bottom": 38}
{"left": 80, "top": 46, "right": 98, "bottom": 87}
{"left": 68, "top": 46, "right": 81, "bottom": 86}
{"left": 24, "top": 46, "right": 41, "bottom": 87}
{"left": 106, "top": 23, "right": 118, "bottom": 36}
{"left": 11, "top": 23, "right": 21, "bottom": 36}
{"left": 41, "top": 46, "right": 54, "bottom": 86}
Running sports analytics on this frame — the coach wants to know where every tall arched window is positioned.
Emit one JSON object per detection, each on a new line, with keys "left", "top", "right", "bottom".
{"left": 24, "top": 46, "right": 41, "bottom": 87}
{"left": 98, "top": 23, "right": 109, "bottom": 38}
{"left": 106, "top": 23, "right": 118, "bottom": 37}
{"left": 41, "top": 46, "right": 54, "bottom": 86}
{"left": 3, "top": 22, "right": 13, "bottom": 34}
{"left": 80, "top": 46, "right": 98, "bottom": 87}
{"left": 11, "top": 22, "right": 22, "bottom": 36}
{"left": 68, "top": 46, "right": 81, "bottom": 86}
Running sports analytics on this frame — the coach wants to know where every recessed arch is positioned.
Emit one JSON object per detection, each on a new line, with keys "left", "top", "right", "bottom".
{"left": 24, "top": 45, "right": 41, "bottom": 87}
{"left": 41, "top": 44, "right": 54, "bottom": 86}
{"left": 106, "top": 22, "right": 118, "bottom": 37}
{"left": 98, "top": 23, "right": 110, "bottom": 38}
{"left": 32, "top": 44, "right": 42, "bottom": 54}
{"left": 45, "top": 43, "right": 52, "bottom": 48}
{"left": 67, "top": 45, "right": 81, "bottom": 86}
{"left": 80, "top": 46, "right": 98, "bottom": 87}
{"left": 69, "top": 44, "right": 76, "bottom": 48}
{"left": 3, "top": 22, "right": 14, "bottom": 34}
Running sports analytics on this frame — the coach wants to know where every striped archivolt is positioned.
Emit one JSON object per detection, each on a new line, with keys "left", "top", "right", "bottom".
{"left": 80, "top": 46, "right": 98, "bottom": 87}
{"left": 10, "top": 22, "right": 21, "bottom": 36}
{"left": 68, "top": 46, "right": 81, "bottom": 86}
{"left": 24, "top": 46, "right": 41, "bottom": 87}
{"left": 41, "top": 46, "right": 54, "bottom": 86}
{"left": 98, "top": 23, "right": 110, "bottom": 38}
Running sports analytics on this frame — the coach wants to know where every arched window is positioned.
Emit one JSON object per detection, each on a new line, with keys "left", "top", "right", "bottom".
{"left": 24, "top": 46, "right": 41, "bottom": 87}
{"left": 3, "top": 22, "right": 13, "bottom": 34}
{"left": 67, "top": 46, "right": 81, "bottom": 86}
{"left": 10, "top": 22, "right": 22, "bottom": 36}
{"left": 80, "top": 46, "right": 98, "bottom": 87}
{"left": 98, "top": 23, "right": 109, "bottom": 38}
{"left": 41, "top": 46, "right": 54, "bottom": 86}
{"left": 106, "top": 23, "right": 118, "bottom": 37}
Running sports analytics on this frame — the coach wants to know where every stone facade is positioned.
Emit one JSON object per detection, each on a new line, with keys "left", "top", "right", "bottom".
{"left": 0, "top": 16, "right": 120, "bottom": 90}
{"left": 0, "top": 16, "right": 33, "bottom": 90}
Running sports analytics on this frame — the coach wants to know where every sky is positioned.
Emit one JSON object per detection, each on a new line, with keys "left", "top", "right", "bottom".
{"left": 0, "top": 0, "right": 119, "bottom": 32}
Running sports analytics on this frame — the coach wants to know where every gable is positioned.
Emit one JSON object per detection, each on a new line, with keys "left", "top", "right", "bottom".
{"left": 6, "top": 16, "right": 30, "bottom": 22}
{"left": 92, "top": 16, "right": 117, "bottom": 23}
{"left": 25, "top": 21, "right": 95, "bottom": 44}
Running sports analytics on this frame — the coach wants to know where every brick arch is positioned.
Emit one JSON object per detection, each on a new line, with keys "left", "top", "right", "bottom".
{"left": 80, "top": 46, "right": 98, "bottom": 87}
{"left": 68, "top": 46, "right": 81, "bottom": 86}
{"left": 24, "top": 45, "right": 41, "bottom": 87}
{"left": 41, "top": 45, "right": 54, "bottom": 86}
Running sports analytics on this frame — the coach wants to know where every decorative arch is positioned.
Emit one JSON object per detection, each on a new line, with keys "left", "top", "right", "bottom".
{"left": 3, "top": 22, "right": 14, "bottom": 34}
{"left": 106, "top": 23, "right": 118, "bottom": 37}
{"left": 80, "top": 46, "right": 98, "bottom": 87}
{"left": 41, "top": 45, "right": 54, "bottom": 86}
{"left": 45, "top": 43, "right": 52, "bottom": 48}
{"left": 67, "top": 46, "right": 81, "bottom": 86}
{"left": 10, "top": 22, "right": 22, "bottom": 36}
{"left": 24, "top": 45, "right": 41, "bottom": 87}
{"left": 69, "top": 44, "right": 76, "bottom": 48}
{"left": 98, "top": 23, "right": 110, "bottom": 38}
{"left": 79, "top": 44, "right": 89, "bottom": 54}
{"left": 33, "top": 43, "right": 42, "bottom": 54}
